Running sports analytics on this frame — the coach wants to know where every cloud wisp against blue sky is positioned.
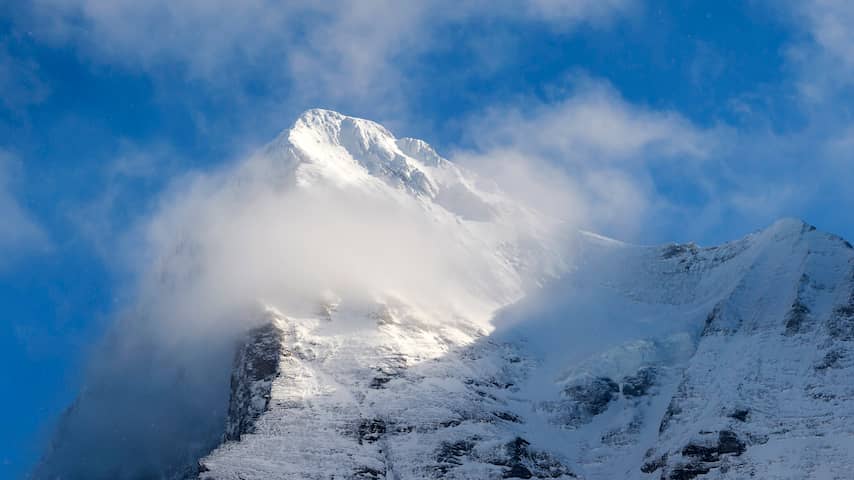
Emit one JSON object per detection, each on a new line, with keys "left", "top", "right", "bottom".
{"left": 2, "top": 0, "right": 854, "bottom": 477}
{"left": 0, "top": 150, "right": 50, "bottom": 264}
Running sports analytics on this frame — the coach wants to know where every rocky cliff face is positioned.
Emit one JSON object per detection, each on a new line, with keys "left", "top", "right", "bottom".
{"left": 198, "top": 219, "right": 854, "bottom": 480}
{"left": 223, "top": 322, "right": 285, "bottom": 442}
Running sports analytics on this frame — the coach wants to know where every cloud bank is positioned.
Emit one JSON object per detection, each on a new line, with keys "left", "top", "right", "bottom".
{"left": 452, "top": 78, "right": 719, "bottom": 240}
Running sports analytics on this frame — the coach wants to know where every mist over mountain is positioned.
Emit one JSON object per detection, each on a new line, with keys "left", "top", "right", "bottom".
{"left": 35, "top": 111, "right": 854, "bottom": 480}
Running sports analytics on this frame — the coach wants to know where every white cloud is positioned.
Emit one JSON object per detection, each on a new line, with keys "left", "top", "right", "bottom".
{"left": 23, "top": 0, "right": 638, "bottom": 113}
{"left": 468, "top": 80, "right": 712, "bottom": 161}
{"left": 134, "top": 170, "right": 516, "bottom": 335}
{"left": 780, "top": 0, "right": 854, "bottom": 105}
{"left": 67, "top": 141, "right": 181, "bottom": 261}
{"left": 452, "top": 78, "right": 717, "bottom": 239}
{"left": 799, "top": 0, "right": 854, "bottom": 68}
{"left": 697, "top": 0, "right": 854, "bottom": 241}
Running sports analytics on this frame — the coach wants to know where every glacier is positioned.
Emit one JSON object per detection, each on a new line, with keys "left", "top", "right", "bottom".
{"left": 37, "top": 110, "right": 854, "bottom": 480}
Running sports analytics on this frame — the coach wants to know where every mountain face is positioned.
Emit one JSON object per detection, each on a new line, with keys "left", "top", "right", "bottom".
{"left": 199, "top": 218, "right": 854, "bottom": 480}
{"left": 38, "top": 111, "right": 854, "bottom": 480}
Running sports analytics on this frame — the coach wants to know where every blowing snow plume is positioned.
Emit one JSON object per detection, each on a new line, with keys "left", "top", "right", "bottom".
{"left": 35, "top": 109, "right": 573, "bottom": 479}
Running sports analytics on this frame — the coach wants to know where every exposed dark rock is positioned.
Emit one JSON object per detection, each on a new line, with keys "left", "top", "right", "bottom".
{"left": 681, "top": 444, "right": 719, "bottom": 462}
{"left": 465, "top": 377, "right": 514, "bottom": 390}
{"left": 429, "top": 464, "right": 454, "bottom": 477}
{"left": 701, "top": 303, "right": 742, "bottom": 336}
{"left": 368, "top": 356, "right": 407, "bottom": 389}
{"left": 621, "top": 366, "right": 658, "bottom": 397}
{"left": 662, "top": 243, "right": 698, "bottom": 259}
{"left": 506, "top": 437, "right": 529, "bottom": 463}
{"left": 357, "top": 418, "right": 386, "bottom": 444}
{"left": 668, "top": 430, "right": 746, "bottom": 480}
{"left": 659, "top": 398, "right": 683, "bottom": 433}
{"left": 503, "top": 464, "right": 533, "bottom": 479}
{"left": 600, "top": 414, "right": 644, "bottom": 446}
{"left": 669, "top": 462, "right": 711, "bottom": 480}
{"left": 564, "top": 376, "right": 620, "bottom": 416}
{"left": 474, "top": 389, "right": 499, "bottom": 401}
{"left": 728, "top": 408, "right": 750, "bottom": 422}
{"left": 494, "top": 437, "right": 576, "bottom": 479}
{"left": 640, "top": 454, "right": 667, "bottom": 473}
{"left": 224, "top": 322, "right": 283, "bottom": 441}
{"left": 681, "top": 430, "right": 745, "bottom": 462}
{"left": 701, "top": 306, "right": 719, "bottom": 336}
{"left": 396, "top": 426, "right": 415, "bottom": 435}
{"left": 828, "top": 304, "right": 854, "bottom": 340}
{"left": 808, "top": 388, "right": 836, "bottom": 401}
{"left": 746, "top": 432, "right": 769, "bottom": 445}
{"left": 369, "top": 376, "right": 392, "bottom": 389}
{"left": 436, "top": 439, "right": 475, "bottom": 465}
{"left": 493, "top": 411, "right": 523, "bottom": 423}
{"left": 816, "top": 349, "right": 844, "bottom": 370}
{"left": 784, "top": 300, "right": 811, "bottom": 335}
{"left": 353, "top": 466, "right": 385, "bottom": 479}
{"left": 717, "top": 430, "right": 746, "bottom": 455}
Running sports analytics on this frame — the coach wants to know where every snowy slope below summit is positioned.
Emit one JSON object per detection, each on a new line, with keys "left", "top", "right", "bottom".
{"left": 200, "top": 217, "right": 854, "bottom": 480}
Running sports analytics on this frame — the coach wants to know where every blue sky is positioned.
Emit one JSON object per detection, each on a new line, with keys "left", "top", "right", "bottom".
{"left": 2, "top": 1, "right": 854, "bottom": 477}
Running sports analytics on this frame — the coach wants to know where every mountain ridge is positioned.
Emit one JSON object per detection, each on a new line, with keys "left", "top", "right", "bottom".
{"left": 198, "top": 215, "right": 854, "bottom": 480}
{"left": 34, "top": 110, "right": 854, "bottom": 480}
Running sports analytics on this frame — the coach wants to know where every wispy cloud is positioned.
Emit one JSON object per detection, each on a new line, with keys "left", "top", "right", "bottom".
{"left": 22, "top": 0, "right": 637, "bottom": 116}
{"left": 792, "top": 0, "right": 854, "bottom": 96}
{"left": 452, "top": 77, "right": 720, "bottom": 240}
{"left": 67, "top": 141, "right": 183, "bottom": 262}
{"left": 469, "top": 79, "right": 713, "bottom": 161}
{"left": 0, "top": 151, "right": 50, "bottom": 265}
{"left": 0, "top": 41, "right": 49, "bottom": 114}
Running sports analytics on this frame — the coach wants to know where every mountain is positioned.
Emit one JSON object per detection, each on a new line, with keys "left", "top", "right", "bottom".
{"left": 37, "top": 111, "right": 854, "bottom": 480}
{"left": 198, "top": 218, "right": 854, "bottom": 480}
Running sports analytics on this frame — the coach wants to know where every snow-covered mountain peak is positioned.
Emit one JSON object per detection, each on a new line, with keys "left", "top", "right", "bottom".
{"left": 749, "top": 216, "right": 813, "bottom": 242}
{"left": 260, "top": 108, "right": 526, "bottom": 231}
{"left": 265, "top": 108, "right": 442, "bottom": 199}
{"left": 147, "top": 109, "right": 567, "bottom": 335}
{"left": 733, "top": 217, "right": 852, "bottom": 256}
{"left": 258, "top": 109, "right": 560, "bottom": 250}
